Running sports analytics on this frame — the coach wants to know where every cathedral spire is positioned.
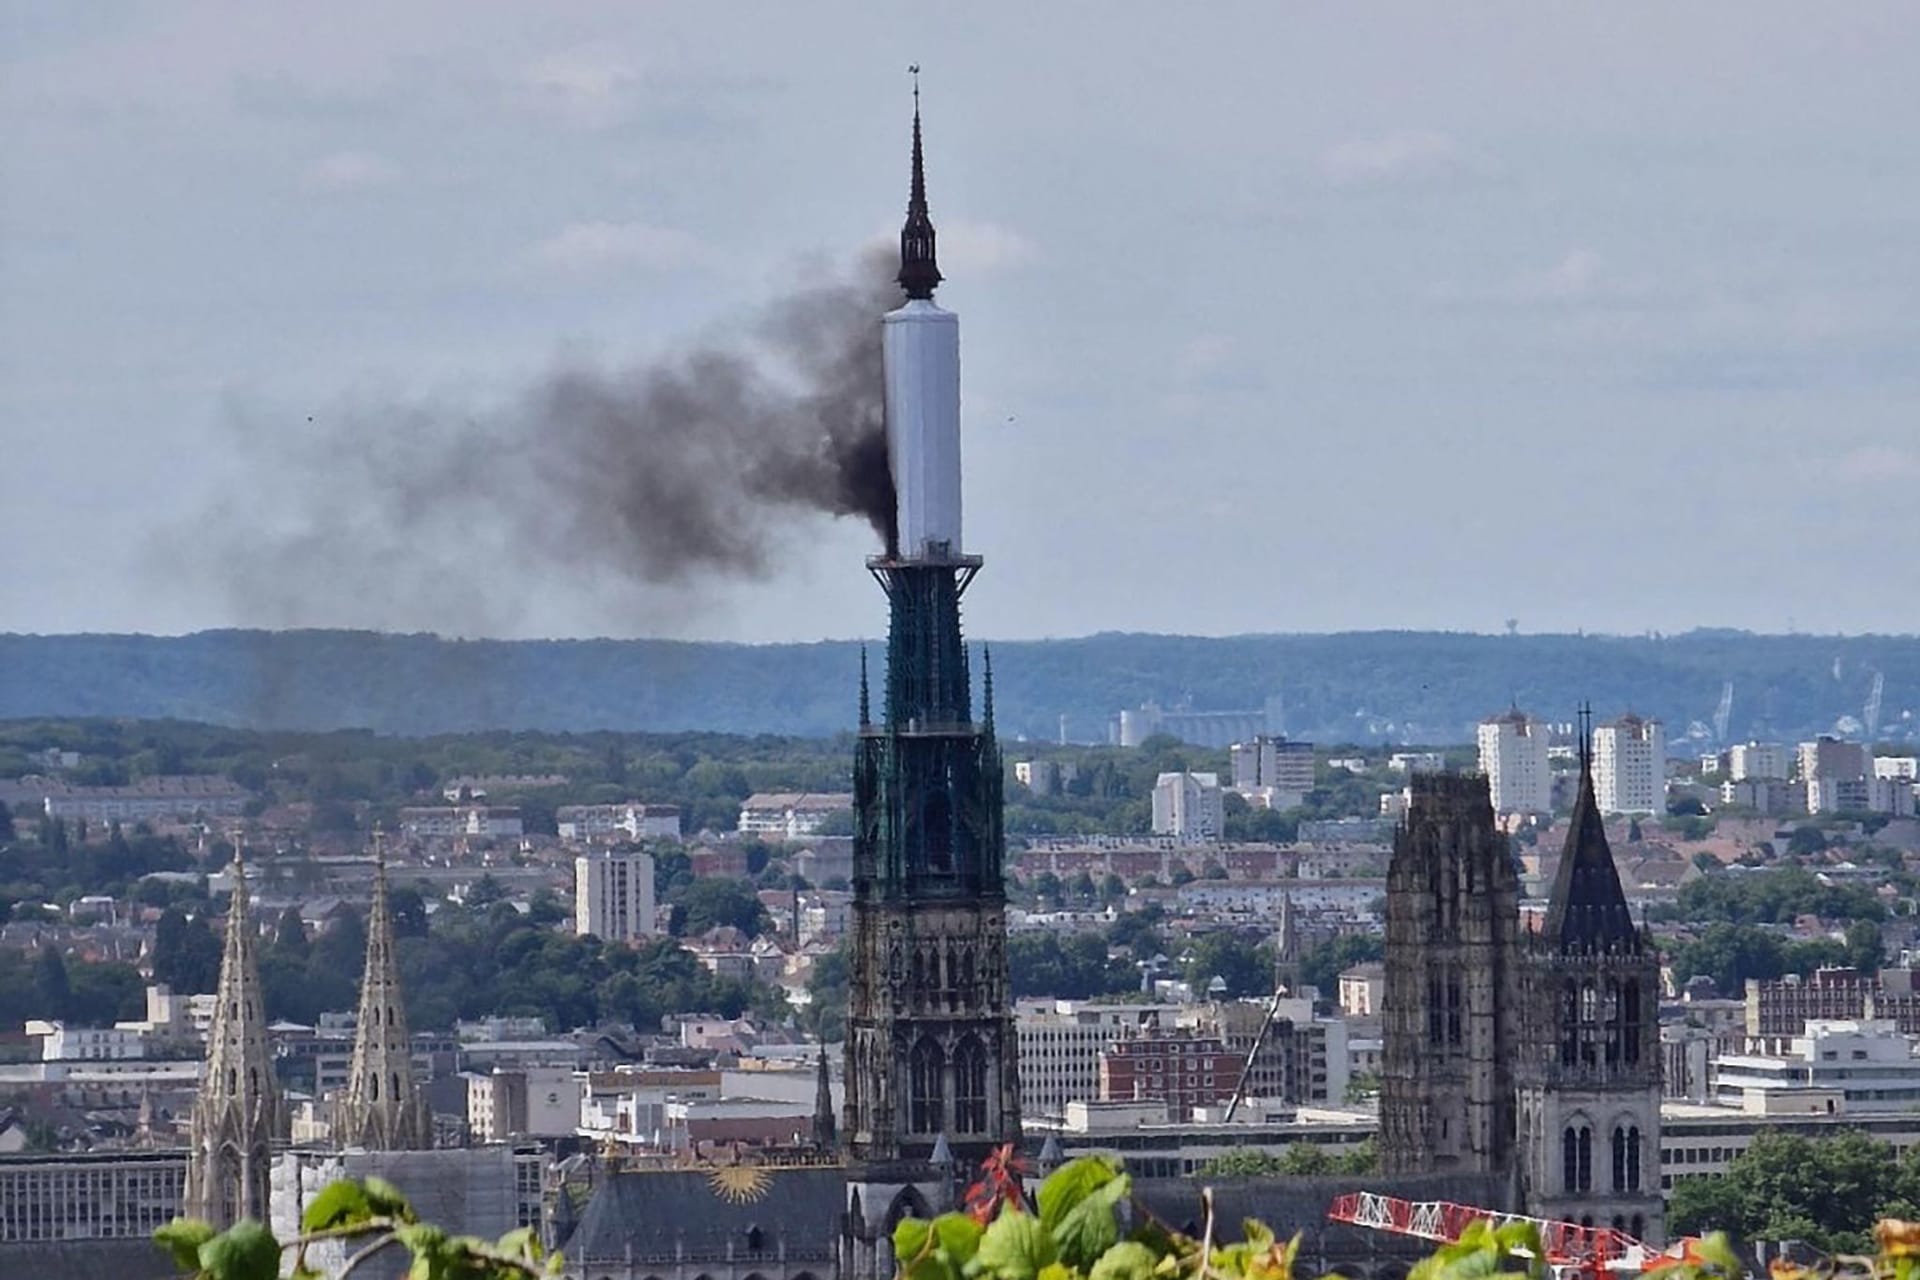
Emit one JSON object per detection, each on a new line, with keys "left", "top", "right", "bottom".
{"left": 897, "top": 68, "right": 942, "bottom": 300}
{"left": 812, "top": 1046, "right": 836, "bottom": 1151}
{"left": 1543, "top": 704, "right": 1639, "bottom": 954}
{"left": 339, "top": 828, "right": 431, "bottom": 1149}
{"left": 859, "top": 646, "right": 871, "bottom": 727}
{"left": 186, "top": 841, "right": 281, "bottom": 1227}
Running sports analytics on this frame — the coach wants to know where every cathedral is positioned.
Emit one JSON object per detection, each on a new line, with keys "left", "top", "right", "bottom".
{"left": 1379, "top": 719, "right": 1664, "bottom": 1241}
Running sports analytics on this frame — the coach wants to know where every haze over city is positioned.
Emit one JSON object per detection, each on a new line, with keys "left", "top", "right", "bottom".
{"left": 5, "top": 3, "right": 1917, "bottom": 642}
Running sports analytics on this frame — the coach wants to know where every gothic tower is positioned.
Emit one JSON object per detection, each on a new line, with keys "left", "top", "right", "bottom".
{"left": 337, "top": 833, "right": 431, "bottom": 1150}
{"left": 186, "top": 852, "right": 282, "bottom": 1227}
{"left": 1380, "top": 773, "right": 1519, "bottom": 1179}
{"left": 842, "top": 85, "right": 1019, "bottom": 1280}
{"left": 1516, "top": 711, "right": 1663, "bottom": 1241}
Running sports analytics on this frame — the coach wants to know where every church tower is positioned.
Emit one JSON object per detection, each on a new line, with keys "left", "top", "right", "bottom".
{"left": 1380, "top": 773, "right": 1519, "bottom": 1178}
{"left": 186, "top": 852, "right": 282, "bottom": 1227}
{"left": 1516, "top": 710, "right": 1663, "bottom": 1241}
{"left": 337, "top": 832, "right": 431, "bottom": 1150}
{"left": 842, "top": 84, "right": 1019, "bottom": 1280}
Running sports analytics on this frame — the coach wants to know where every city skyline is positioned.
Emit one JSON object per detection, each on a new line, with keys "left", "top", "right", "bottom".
{"left": 5, "top": 4, "right": 1919, "bottom": 644}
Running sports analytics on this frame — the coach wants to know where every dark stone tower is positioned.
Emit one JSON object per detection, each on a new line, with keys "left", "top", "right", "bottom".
{"left": 841, "top": 84, "right": 1019, "bottom": 1280}
{"left": 1516, "top": 710, "right": 1664, "bottom": 1241}
{"left": 1380, "top": 773, "right": 1519, "bottom": 1179}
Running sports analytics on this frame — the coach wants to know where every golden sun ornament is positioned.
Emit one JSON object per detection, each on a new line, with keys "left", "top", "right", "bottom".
{"left": 707, "top": 1164, "right": 773, "bottom": 1204}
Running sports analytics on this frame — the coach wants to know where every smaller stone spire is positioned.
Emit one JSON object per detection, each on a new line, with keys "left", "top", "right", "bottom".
{"left": 812, "top": 1046, "right": 837, "bottom": 1151}
{"left": 339, "top": 828, "right": 431, "bottom": 1149}
{"left": 186, "top": 841, "right": 282, "bottom": 1227}
{"left": 859, "top": 647, "right": 871, "bottom": 727}
{"left": 897, "top": 67, "right": 943, "bottom": 301}
{"left": 980, "top": 645, "right": 995, "bottom": 736}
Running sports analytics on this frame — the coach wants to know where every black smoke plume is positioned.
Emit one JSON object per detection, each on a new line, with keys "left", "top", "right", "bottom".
{"left": 185, "top": 251, "right": 900, "bottom": 637}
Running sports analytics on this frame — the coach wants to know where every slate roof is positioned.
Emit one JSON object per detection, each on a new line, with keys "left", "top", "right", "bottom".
{"left": 560, "top": 1165, "right": 846, "bottom": 1265}
{"left": 1542, "top": 765, "right": 1641, "bottom": 954}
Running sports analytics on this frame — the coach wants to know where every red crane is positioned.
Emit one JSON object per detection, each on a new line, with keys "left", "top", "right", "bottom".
{"left": 1327, "top": 1191, "right": 1659, "bottom": 1279}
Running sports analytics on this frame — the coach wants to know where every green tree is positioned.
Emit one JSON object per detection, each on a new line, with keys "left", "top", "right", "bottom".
{"left": 154, "top": 908, "right": 223, "bottom": 994}
{"left": 33, "top": 946, "right": 72, "bottom": 1015}
{"left": 1008, "top": 931, "right": 1133, "bottom": 1000}
{"left": 1668, "top": 1130, "right": 1918, "bottom": 1254}
{"left": 667, "top": 877, "right": 772, "bottom": 938}
{"left": 1298, "top": 934, "right": 1384, "bottom": 997}
{"left": 1182, "top": 932, "right": 1271, "bottom": 999}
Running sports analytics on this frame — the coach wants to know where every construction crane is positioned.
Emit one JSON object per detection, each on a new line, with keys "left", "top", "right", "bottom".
{"left": 1326, "top": 1191, "right": 1662, "bottom": 1279}
{"left": 1713, "top": 681, "right": 1734, "bottom": 744}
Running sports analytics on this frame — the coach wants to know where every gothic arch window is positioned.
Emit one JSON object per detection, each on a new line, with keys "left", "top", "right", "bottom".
{"left": 1627, "top": 1124, "right": 1642, "bottom": 1191}
{"left": 1630, "top": 1216, "right": 1646, "bottom": 1241}
{"left": 954, "top": 1036, "right": 989, "bottom": 1134}
{"left": 1427, "top": 976, "right": 1444, "bottom": 1046}
{"left": 1446, "top": 973, "right": 1463, "bottom": 1046}
{"left": 1563, "top": 1122, "right": 1593, "bottom": 1194}
{"left": 391, "top": 1071, "right": 401, "bottom": 1102}
{"left": 1611, "top": 1124, "right": 1627, "bottom": 1192}
{"left": 909, "top": 1039, "right": 944, "bottom": 1133}
{"left": 1604, "top": 981, "right": 1623, "bottom": 1066}
{"left": 370, "top": 1073, "right": 380, "bottom": 1102}
{"left": 1580, "top": 982, "right": 1599, "bottom": 1067}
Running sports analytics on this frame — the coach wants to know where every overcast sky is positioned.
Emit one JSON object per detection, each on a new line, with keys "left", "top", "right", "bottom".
{"left": 4, "top": 3, "right": 1917, "bottom": 642}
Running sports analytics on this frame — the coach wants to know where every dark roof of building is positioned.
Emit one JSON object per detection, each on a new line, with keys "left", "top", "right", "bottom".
{"left": 561, "top": 1165, "right": 846, "bottom": 1263}
{"left": 0, "top": 1239, "right": 176, "bottom": 1280}
{"left": 1543, "top": 765, "right": 1641, "bottom": 954}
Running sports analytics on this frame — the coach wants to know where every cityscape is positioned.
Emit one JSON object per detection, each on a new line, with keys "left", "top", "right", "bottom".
{"left": 4, "top": 8, "right": 1919, "bottom": 1280}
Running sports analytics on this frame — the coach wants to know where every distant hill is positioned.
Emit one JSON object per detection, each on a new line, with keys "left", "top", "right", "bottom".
{"left": 1, "top": 629, "right": 1915, "bottom": 746}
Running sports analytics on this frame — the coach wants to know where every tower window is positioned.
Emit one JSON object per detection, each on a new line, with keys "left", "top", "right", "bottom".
{"left": 954, "top": 1037, "right": 988, "bottom": 1134}
{"left": 1564, "top": 1124, "right": 1593, "bottom": 1194}
{"left": 909, "top": 1039, "right": 944, "bottom": 1133}
{"left": 1624, "top": 981, "right": 1642, "bottom": 1066}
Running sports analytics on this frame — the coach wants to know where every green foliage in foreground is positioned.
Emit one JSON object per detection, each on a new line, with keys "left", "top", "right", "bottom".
{"left": 1197, "top": 1141, "right": 1378, "bottom": 1180}
{"left": 156, "top": 1176, "right": 555, "bottom": 1279}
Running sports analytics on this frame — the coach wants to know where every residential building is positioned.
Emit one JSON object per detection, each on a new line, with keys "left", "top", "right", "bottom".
{"left": 1798, "top": 737, "right": 1869, "bottom": 785}
{"left": 555, "top": 803, "right": 682, "bottom": 842}
{"left": 28, "top": 1022, "right": 148, "bottom": 1061}
{"left": 1390, "top": 752, "right": 1446, "bottom": 775}
{"left": 1728, "top": 742, "right": 1790, "bottom": 782}
{"left": 1478, "top": 709, "right": 1553, "bottom": 815}
{"left": 736, "top": 792, "right": 853, "bottom": 839}
{"left": 1876, "top": 757, "right": 1920, "bottom": 782}
{"left": 396, "top": 806, "right": 523, "bottom": 839}
{"left": 1744, "top": 969, "right": 1920, "bottom": 1050}
{"left": 1098, "top": 1031, "right": 1240, "bottom": 1119}
{"left": 1152, "top": 771, "right": 1224, "bottom": 840}
{"left": 34, "top": 775, "right": 250, "bottom": 823}
{"left": 573, "top": 849, "right": 657, "bottom": 943}
{"left": 1593, "top": 715, "right": 1666, "bottom": 815}
{"left": 1338, "top": 963, "right": 1386, "bottom": 1017}
{"left": 1015, "top": 1000, "right": 1176, "bottom": 1121}
{"left": 1228, "top": 736, "right": 1315, "bottom": 809}
{"left": 466, "top": 1066, "right": 580, "bottom": 1141}
{"left": 1189, "top": 998, "right": 1350, "bottom": 1106}
{"left": 1719, "top": 777, "right": 1798, "bottom": 814}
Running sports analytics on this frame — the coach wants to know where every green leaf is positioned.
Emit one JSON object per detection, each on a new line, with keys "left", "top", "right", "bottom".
{"left": 155, "top": 1217, "right": 216, "bottom": 1272}
{"left": 302, "top": 1179, "right": 374, "bottom": 1233}
{"left": 1052, "top": 1173, "right": 1130, "bottom": 1270}
{"left": 364, "top": 1176, "right": 419, "bottom": 1224}
{"left": 932, "top": 1213, "right": 985, "bottom": 1264}
{"left": 1090, "top": 1241, "right": 1160, "bottom": 1280}
{"left": 1038, "top": 1157, "right": 1122, "bottom": 1234}
{"left": 497, "top": 1226, "right": 542, "bottom": 1261}
{"left": 197, "top": 1219, "right": 282, "bottom": 1280}
{"left": 978, "top": 1211, "right": 1059, "bottom": 1280}
{"left": 896, "top": 1217, "right": 935, "bottom": 1264}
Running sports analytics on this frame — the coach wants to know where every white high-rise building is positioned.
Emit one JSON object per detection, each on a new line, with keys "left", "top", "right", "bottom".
{"left": 1728, "top": 742, "right": 1790, "bottom": 781}
{"left": 574, "top": 850, "right": 657, "bottom": 943}
{"left": 1593, "top": 714, "right": 1666, "bottom": 815}
{"left": 1152, "top": 771, "right": 1224, "bottom": 840}
{"left": 1477, "top": 708, "right": 1552, "bottom": 814}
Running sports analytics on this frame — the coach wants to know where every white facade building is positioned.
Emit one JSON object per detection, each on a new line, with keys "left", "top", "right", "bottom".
{"left": 1152, "top": 771, "right": 1224, "bottom": 840}
{"left": 1593, "top": 714, "right": 1666, "bottom": 815}
{"left": 1712, "top": 1020, "right": 1920, "bottom": 1112}
{"left": 556, "top": 803, "right": 681, "bottom": 842}
{"left": 736, "top": 792, "right": 853, "bottom": 839}
{"left": 1015, "top": 1000, "right": 1176, "bottom": 1121}
{"left": 1876, "top": 757, "right": 1920, "bottom": 782}
{"left": 28, "top": 1021, "right": 149, "bottom": 1061}
{"left": 1477, "top": 709, "right": 1553, "bottom": 814}
{"left": 574, "top": 850, "right": 657, "bottom": 943}
{"left": 1014, "top": 761, "right": 1078, "bottom": 796}
{"left": 1728, "top": 742, "right": 1790, "bottom": 781}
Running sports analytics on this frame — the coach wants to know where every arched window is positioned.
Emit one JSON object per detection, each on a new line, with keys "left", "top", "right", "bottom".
{"left": 1446, "top": 974, "right": 1463, "bottom": 1046}
{"left": 1565, "top": 1123, "right": 1593, "bottom": 1193}
{"left": 1428, "top": 976, "right": 1444, "bottom": 1046}
{"left": 1611, "top": 1125, "right": 1627, "bottom": 1192}
{"left": 1580, "top": 983, "right": 1599, "bottom": 1067}
{"left": 1604, "top": 981, "right": 1623, "bottom": 1066}
{"left": 370, "top": 1073, "right": 380, "bottom": 1101}
{"left": 1623, "top": 981, "right": 1642, "bottom": 1065}
{"left": 909, "top": 1039, "right": 944, "bottom": 1133}
{"left": 1627, "top": 1125, "right": 1642, "bottom": 1191}
{"left": 1630, "top": 1215, "right": 1646, "bottom": 1241}
{"left": 954, "top": 1037, "right": 989, "bottom": 1133}
{"left": 391, "top": 1071, "right": 401, "bottom": 1103}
